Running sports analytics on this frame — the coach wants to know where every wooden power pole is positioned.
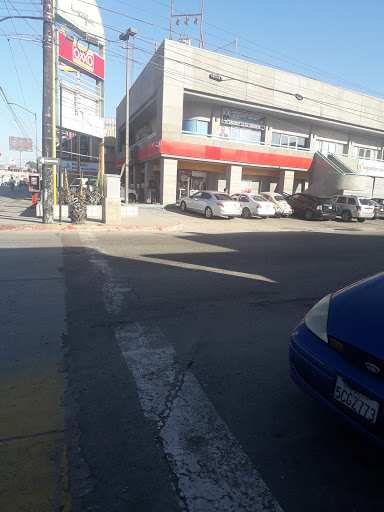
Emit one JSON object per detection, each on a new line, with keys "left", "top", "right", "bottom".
{"left": 42, "top": 0, "right": 54, "bottom": 223}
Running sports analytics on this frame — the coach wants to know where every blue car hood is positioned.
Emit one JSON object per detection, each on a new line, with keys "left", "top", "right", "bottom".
{"left": 327, "top": 273, "right": 384, "bottom": 358}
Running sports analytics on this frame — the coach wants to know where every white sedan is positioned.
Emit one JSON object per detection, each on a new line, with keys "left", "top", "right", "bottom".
{"left": 231, "top": 193, "right": 276, "bottom": 218}
{"left": 180, "top": 191, "right": 242, "bottom": 219}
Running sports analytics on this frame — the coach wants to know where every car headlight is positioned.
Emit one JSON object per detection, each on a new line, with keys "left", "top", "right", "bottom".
{"left": 304, "top": 294, "right": 331, "bottom": 343}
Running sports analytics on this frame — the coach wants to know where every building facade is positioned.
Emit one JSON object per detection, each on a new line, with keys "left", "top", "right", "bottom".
{"left": 116, "top": 39, "right": 384, "bottom": 204}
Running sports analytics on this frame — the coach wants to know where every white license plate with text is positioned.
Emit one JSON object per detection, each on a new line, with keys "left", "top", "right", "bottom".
{"left": 334, "top": 376, "right": 379, "bottom": 424}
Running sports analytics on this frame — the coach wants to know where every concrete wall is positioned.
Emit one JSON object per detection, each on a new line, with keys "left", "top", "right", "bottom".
{"left": 305, "top": 173, "right": 368, "bottom": 197}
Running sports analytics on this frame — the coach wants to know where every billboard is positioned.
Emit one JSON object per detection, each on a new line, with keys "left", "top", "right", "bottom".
{"left": 58, "top": 32, "right": 105, "bottom": 80}
{"left": 60, "top": 81, "right": 104, "bottom": 139}
{"left": 56, "top": 0, "right": 105, "bottom": 46}
{"left": 358, "top": 159, "right": 384, "bottom": 178}
{"left": 222, "top": 108, "right": 265, "bottom": 130}
{"left": 9, "top": 136, "right": 33, "bottom": 152}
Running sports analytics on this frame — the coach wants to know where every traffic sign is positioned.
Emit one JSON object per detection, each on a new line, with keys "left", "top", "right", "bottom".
{"left": 38, "top": 156, "right": 61, "bottom": 165}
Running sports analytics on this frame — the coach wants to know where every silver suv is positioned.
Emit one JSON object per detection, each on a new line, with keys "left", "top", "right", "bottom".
{"left": 331, "top": 195, "right": 375, "bottom": 222}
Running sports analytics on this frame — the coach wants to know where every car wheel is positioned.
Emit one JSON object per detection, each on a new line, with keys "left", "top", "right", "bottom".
{"left": 357, "top": 218, "right": 366, "bottom": 223}
{"left": 304, "top": 209, "right": 314, "bottom": 221}
{"left": 181, "top": 201, "right": 187, "bottom": 212}
{"left": 205, "top": 206, "right": 213, "bottom": 219}
{"left": 242, "top": 207, "right": 251, "bottom": 219}
{"left": 341, "top": 210, "right": 352, "bottom": 222}
{"left": 128, "top": 193, "right": 136, "bottom": 203}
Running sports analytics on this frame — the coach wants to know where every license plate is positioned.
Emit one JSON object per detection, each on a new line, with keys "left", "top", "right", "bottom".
{"left": 334, "top": 376, "right": 379, "bottom": 424}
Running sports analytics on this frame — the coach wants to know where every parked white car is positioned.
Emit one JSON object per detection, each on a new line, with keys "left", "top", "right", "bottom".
{"left": 180, "top": 191, "right": 242, "bottom": 219}
{"left": 120, "top": 187, "right": 138, "bottom": 203}
{"left": 331, "top": 195, "right": 375, "bottom": 222}
{"left": 70, "top": 177, "right": 98, "bottom": 192}
{"left": 260, "top": 191, "right": 292, "bottom": 217}
{"left": 231, "top": 193, "right": 276, "bottom": 219}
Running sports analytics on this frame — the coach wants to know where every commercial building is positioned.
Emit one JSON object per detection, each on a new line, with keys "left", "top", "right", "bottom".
{"left": 116, "top": 39, "right": 384, "bottom": 204}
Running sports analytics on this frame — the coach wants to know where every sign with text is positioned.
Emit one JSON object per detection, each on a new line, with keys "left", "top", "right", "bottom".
{"left": 9, "top": 136, "right": 33, "bottom": 152}
{"left": 58, "top": 32, "right": 105, "bottom": 80}
{"left": 358, "top": 159, "right": 384, "bottom": 178}
{"left": 61, "top": 160, "right": 99, "bottom": 173}
{"left": 222, "top": 108, "right": 265, "bottom": 130}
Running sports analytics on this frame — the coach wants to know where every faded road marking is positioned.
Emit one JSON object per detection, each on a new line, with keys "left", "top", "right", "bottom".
{"left": 128, "top": 255, "right": 277, "bottom": 283}
{"left": 116, "top": 323, "right": 283, "bottom": 512}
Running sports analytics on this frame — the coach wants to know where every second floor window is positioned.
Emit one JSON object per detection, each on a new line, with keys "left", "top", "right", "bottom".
{"left": 272, "top": 132, "right": 308, "bottom": 149}
{"left": 316, "top": 140, "right": 344, "bottom": 154}
{"left": 182, "top": 119, "right": 209, "bottom": 135}
{"left": 354, "top": 146, "right": 377, "bottom": 159}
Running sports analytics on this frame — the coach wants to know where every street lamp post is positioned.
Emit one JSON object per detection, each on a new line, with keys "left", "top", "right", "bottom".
{"left": 119, "top": 27, "right": 137, "bottom": 205}
{"left": 9, "top": 103, "right": 39, "bottom": 170}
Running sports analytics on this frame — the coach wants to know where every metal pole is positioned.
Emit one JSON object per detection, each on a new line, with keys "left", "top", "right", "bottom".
{"left": 42, "top": 0, "right": 54, "bottom": 223}
{"left": 59, "top": 82, "right": 62, "bottom": 224}
{"left": 124, "top": 38, "right": 130, "bottom": 205}
{"left": 35, "top": 113, "right": 38, "bottom": 170}
{"left": 199, "top": 0, "right": 204, "bottom": 48}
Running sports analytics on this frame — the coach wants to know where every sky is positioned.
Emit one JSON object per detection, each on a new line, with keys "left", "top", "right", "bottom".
{"left": 1, "top": 0, "right": 384, "bottom": 166}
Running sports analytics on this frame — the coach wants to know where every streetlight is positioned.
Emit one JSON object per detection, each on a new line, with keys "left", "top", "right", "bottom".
{"left": 8, "top": 103, "right": 39, "bottom": 169}
{"left": 119, "top": 27, "right": 137, "bottom": 204}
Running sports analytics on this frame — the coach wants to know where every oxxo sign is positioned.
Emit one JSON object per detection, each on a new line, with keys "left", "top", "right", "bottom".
{"left": 73, "top": 46, "right": 94, "bottom": 73}
{"left": 58, "top": 31, "right": 105, "bottom": 80}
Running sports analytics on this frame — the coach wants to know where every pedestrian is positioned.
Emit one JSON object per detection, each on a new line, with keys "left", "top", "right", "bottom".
{"left": 148, "top": 176, "right": 156, "bottom": 204}
{"left": 224, "top": 187, "right": 229, "bottom": 194}
{"left": 9, "top": 176, "right": 15, "bottom": 191}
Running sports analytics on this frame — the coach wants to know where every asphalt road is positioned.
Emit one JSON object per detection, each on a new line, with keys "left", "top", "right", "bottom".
{"left": 2, "top": 211, "right": 384, "bottom": 511}
{"left": 60, "top": 219, "right": 384, "bottom": 512}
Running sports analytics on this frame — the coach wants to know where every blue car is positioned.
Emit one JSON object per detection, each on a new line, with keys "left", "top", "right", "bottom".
{"left": 290, "top": 272, "right": 384, "bottom": 445}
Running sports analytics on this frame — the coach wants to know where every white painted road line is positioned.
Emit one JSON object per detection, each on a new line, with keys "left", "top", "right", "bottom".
{"left": 127, "top": 255, "right": 277, "bottom": 283}
{"left": 116, "top": 323, "right": 283, "bottom": 512}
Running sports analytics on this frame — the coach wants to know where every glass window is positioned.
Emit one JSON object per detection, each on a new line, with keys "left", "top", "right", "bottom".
{"left": 201, "top": 192, "right": 211, "bottom": 200}
{"left": 192, "top": 192, "right": 203, "bottom": 198}
{"left": 274, "top": 195, "right": 285, "bottom": 201}
{"left": 271, "top": 133, "right": 280, "bottom": 145}
{"left": 239, "top": 194, "right": 249, "bottom": 201}
{"left": 272, "top": 132, "right": 308, "bottom": 149}
{"left": 297, "top": 137, "right": 306, "bottom": 149}
{"left": 347, "top": 198, "right": 356, "bottom": 205}
{"left": 183, "top": 120, "right": 197, "bottom": 132}
{"left": 214, "top": 193, "right": 232, "bottom": 201}
{"left": 251, "top": 195, "right": 267, "bottom": 202}
{"left": 359, "top": 198, "right": 373, "bottom": 205}
{"left": 318, "top": 198, "right": 334, "bottom": 204}
{"left": 338, "top": 197, "right": 347, "bottom": 204}
{"left": 317, "top": 140, "right": 345, "bottom": 154}
{"left": 197, "top": 121, "right": 209, "bottom": 135}
{"left": 281, "top": 135, "right": 289, "bottom": 147}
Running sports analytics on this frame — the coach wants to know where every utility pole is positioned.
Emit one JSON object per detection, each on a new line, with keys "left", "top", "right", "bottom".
{"left": 119, "top": 27, "right": 137, "bottom": 205}
{"left": 42, "top": 0, "right": 54, "bottom": 223}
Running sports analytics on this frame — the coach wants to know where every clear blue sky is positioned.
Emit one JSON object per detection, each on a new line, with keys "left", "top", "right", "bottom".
{"left": 1, "top": 0, "right": 384, "bottom": 166}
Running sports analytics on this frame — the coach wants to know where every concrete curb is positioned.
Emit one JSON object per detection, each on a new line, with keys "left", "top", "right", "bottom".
{"left": 0, "top": 222, "right": 183, "bottom": 233}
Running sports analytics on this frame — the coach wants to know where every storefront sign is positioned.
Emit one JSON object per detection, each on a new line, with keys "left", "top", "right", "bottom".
{"left": 357, "top": 159, "right": 384, "bottom": 177}
{"left": 240, "top": 180, "right": 252, "bottom": 193}
{"left": 222, "top": 108, "right": 265, "bottom": 130}
{"left": 58, "top": 32, "right": 105, "bottom": 80}
{"left": 61, "top": 160, "right": 99, "bottom": 173}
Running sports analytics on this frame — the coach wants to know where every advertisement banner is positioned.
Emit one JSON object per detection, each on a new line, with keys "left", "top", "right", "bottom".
{"left": 58, "top": 32, "right": 105, "bottom": 80}
{"left": 9, "top": 136, "right": 33, "bottom": 152}
{"left": 240, "top": 180, "right": 252, "bottom": 193}
{"left": 222, "top": 108, "right": 265, "bottom": 130}
{"left": 9, "top": 157, "right": 16, "bottom": 168}
{"left": 357, "top": 159, "right": 384, "bottom": 178}
{"left": 56, "top": 0, "right": 105, "bottom": 46}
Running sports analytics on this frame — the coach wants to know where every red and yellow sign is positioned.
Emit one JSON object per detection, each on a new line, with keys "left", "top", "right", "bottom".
{"left": 58, "top": 31, "right": 105, "bottom": 80}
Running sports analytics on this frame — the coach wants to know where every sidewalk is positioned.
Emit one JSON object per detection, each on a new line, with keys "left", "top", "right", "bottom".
{"left": 0, "top": 187, "right": 183, "bottom": 232}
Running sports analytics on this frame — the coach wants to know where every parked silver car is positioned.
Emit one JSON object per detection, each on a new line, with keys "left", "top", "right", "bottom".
{"left": 331, "top": 195, "right": 375, "bottom": 222}
{"left": 180, "top": 191, "right": 242, "bottom": 219}
{"left": 231, "top": 193, "right": 276, "bottom": 218}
